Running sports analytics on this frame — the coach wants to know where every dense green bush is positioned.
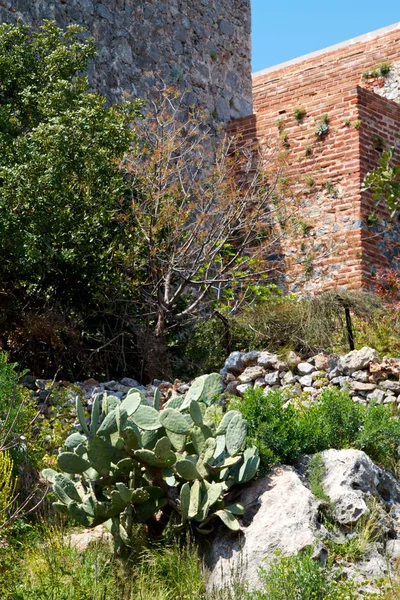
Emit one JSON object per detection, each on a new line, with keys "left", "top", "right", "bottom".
{"left": 249, "top": 549, "right": 358, "bottom": 600}
{"left": 0, "top": 21, "right": 142, "bottom": 378}
{"left": 232, "top": 386, "right": 400, "bottom": 473}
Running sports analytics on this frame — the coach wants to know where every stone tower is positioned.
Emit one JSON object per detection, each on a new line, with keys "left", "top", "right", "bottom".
{"left": 0, "top": 0, "right": 253, "bottom": 125}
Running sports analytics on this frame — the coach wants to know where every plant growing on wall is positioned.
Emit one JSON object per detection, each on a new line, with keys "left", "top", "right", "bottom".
{"left": 315, "top": 114, "right": 330, "bottom": 137}
{"left": 294, "top": 107, "right": 307, "bottom": 123}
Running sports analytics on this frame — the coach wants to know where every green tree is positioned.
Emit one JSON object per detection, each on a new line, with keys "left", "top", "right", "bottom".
{"left": 0, "top": 21, "right": 141, "bottom": 374}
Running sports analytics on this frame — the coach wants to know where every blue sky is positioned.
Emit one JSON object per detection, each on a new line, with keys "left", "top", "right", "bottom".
{"left": 251, "top": 1, "right": 400, "bottom": 73}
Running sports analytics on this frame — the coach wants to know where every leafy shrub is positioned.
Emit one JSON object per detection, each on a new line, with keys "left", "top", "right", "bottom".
{"left": 233, "top": 386, "right": 400, "bottom": 472}
{"left": 249, "top": 549, "right": 358, "bottom": 600}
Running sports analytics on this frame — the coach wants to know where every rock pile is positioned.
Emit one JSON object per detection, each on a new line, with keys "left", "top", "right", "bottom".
{"left": 220, "top": 347, "right": 400, "bottom": 406}
{"left": 208, "top": 449, "right": 400, "bottom": 595}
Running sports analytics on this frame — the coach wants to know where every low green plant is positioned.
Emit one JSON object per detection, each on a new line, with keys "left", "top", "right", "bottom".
{"left": 325, "top": 500, "right": 383, "bottom": 562}
{"left": 344, "top": 118, "right": 351, "bottom": 127}
{"left": 43, "top": 374, "right": 259, "bottom": 545}
{"left": 249, "top": 548, "right": 358, "bottom": 599}
{"left": 315, "top": 114, "right": 330, "bottom": 137}
{"left": 304, "top": 145, "right": 312, "bottom": 157}
{"left": 324, "top": 179, "right": 339, "bottom": 198}
{"left": 307, "top": 453, "right": 330, "bottom": 504}
{"left": 353, "top": 120, "right": 362, "bottom": 130}
{"left": 379, "top": 62, "right": 391, "bottom": 76}
{"left": 233, "top": 386, "right": 400, "bottom": 473}
{"left": 293, "top": 107, "right": 306, "bottom": 122}
{"left": 280, "top": 131, "right": 289, "bottom": 147}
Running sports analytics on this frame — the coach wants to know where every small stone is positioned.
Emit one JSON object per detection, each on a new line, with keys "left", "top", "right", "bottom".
{"left": 257, "top": 352, "right": 278, "bottom": 369}
{"left": 328, "top": 366, "right": 342, "bottom": 380}
{"left": 281, "top": 370, "right": 296, "bottom": 385}
{"left": 384, "top": 395, "right": 397, "bottom": 404}
{"left": 236, "top": 383, "right": 252, "bottom": 397}
{"left": 330, "top": 376, "right": 351, "bottom": 388}
{"left": 223, "top": 372, "right": 237, "bottom": 384}
{"left": 223, "top": 352, "right": 245, "bottom": 375}
{"left": 340, "top": 347, "right": 380, "bottom": 375}
{"left": 264, "top": 371, "right": 280, "bottom": 386}
{"left": 242, "top": 351, "right": 260, "bottom": 367}
{"left": 350, "top": 381, "right": 376, "bottom": 392}
{"left": 84, "top": 378, "right": 98, "bottom": 386}
{"left": 311, "top": 370, "right": 326, "bottom": 381}
{"left": 380, "top": 380, "right": 400, "bottom": 393}
{"left": 303, "top": 386, "right": 318, "bottom": 395}
{"left": 254, "top": 378, "right": 266, "bottom": 388}
{"left": 313, "top": 353, "right": 330, "bottom": 371}
{"left": 297, "top": 362, "right": 315, "bottom": 375}
{"left": 275, "top": 360, "right": 289, "bottom": 372}
{"left": 104, "top": 380, "right": 118, "bottom": 390}
{"left": 120, "top": 377, "right": 140, "bottom": 388}
{"left": 225, "top": 381, "right": 238, "bottom": 395}
{"left": 299, "top": 374, "right": 313, "bottom": 387}
{"left": 351, "top": 370, "right": 369, "bottom": 383}
{"left": 238, "top": 366, "right": 265, "bottom": 383}
{"left": 367, "top": 389, "right": 385, "bottom": 404}
{"left": 35, "top": 379, "right": 47, "bottom": 391}
{"left": 286, "top": 351, "right": 301, "bottom": 369}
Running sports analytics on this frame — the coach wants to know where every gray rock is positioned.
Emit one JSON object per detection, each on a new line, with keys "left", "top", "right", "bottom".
{"left": 238, "top": 366, "right": 265, "bottom": 384}
{"left": 236, "top": 383, "right": 252, "bottom": 397}
{"left": 380, "top": 380, "right": 400, "bottom": 393}
{"left": 297, "top": 362, "right": 315, "bottom": 375}
{"left": 264, "top": 371, "right": 280, "bottom": 386}
{"left": 367, "top": 389, "right": 385, "bottom": 404}
{"left": 223, "top": 352, "right": 245, "bottom": 375}
{"left": 242, "top": 351, "right": 260, "bottom": 367}
{"left": 281, "top": 370, "right": 296, "bottom": 385}
{"left": 328, "top": 366, "right": 343, "bottom": 379}
{"left": 225, "top": 381, "right": 239, "bottom": 395}
{"left": 207, "top": 467, "right": 321, "bottom": 593}
{"left": 257, "top": 352, "right": 278, "bottom": 369}
{"left": 350, "top": 381, "right": 376, "bottom": 392}
{"left": 351, "top": 370, "right": 370, "bottom": 383}
{"left": 120, "top": 377, "right": 140, "bottom": 388}
{"left": 330, "top": 376, "right": 351, "bottom": 387}
{"left": 340, "top": 347, "right": 380, "bottom": 375}
{"left": 298, "top": 374, "right": 313, "bottom": 387}
{"left": 321, "top": 449, "right": 400, "bottom": 525}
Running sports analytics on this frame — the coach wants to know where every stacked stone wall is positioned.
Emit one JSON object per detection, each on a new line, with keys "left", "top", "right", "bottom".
{"left": 0, "top": 0, "right": 252, "bottom": 128}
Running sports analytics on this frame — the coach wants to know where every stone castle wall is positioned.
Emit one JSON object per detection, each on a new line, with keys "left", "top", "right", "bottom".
{"left": 0, "top": 0, "right": 252, "bottom": 126}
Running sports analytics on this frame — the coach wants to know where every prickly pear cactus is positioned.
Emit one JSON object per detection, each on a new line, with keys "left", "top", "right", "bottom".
{"left": 42, "top": 373, "right": 259, "bottom": 543}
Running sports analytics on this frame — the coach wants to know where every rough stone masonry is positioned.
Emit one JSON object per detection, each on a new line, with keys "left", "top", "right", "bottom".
{"left": 0, "top": 0, "right": 253, "bottom": 129}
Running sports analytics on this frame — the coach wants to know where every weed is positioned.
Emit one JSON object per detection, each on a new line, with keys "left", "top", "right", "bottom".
{"left": 251, "top": 548, "right": 358, "bottom": 599}
{"left": 294, "top": 107, "right": 307, "bottom": 122}
{"left": 379, "top": 62, "right": 391, "bottom": 76}
{"left": 308, "top": 454, "right": 330, "bottom": 504}
{"left": 315, "top": 114, "right": 329, "bottom": 137}
{"left": 353, "top": 120, "right": 362, "bottom": 130}
{"left": 324, "top": 179, "right": 339, "bottom": 198}
{"left": 304, "top": 174, "right": 315, "bottom": 187}
{"left": 275, "top": 118, "right": 284, "bottom": 131}
{"left": 280, "top": 131, "right": 289, "bottom": 147}
{"left": 304, "top": 145, "right": 312, "bottom": 157}
{"left": 344, "top": 118, "right": 351, "bottom": 127}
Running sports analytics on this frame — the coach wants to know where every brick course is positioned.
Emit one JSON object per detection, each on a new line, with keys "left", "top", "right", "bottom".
{"left": 230, "top": 23, "right": 400, "bottom": 291}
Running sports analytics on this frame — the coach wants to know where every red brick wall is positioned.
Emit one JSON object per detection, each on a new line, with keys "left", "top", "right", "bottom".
{"left": 229, "top": 24, "right": 400, "bottom": 291}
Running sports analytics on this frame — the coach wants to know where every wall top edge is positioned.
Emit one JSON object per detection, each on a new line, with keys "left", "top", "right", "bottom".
{"left": 252, "top": 21, "right": 400, "bottom": 80}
